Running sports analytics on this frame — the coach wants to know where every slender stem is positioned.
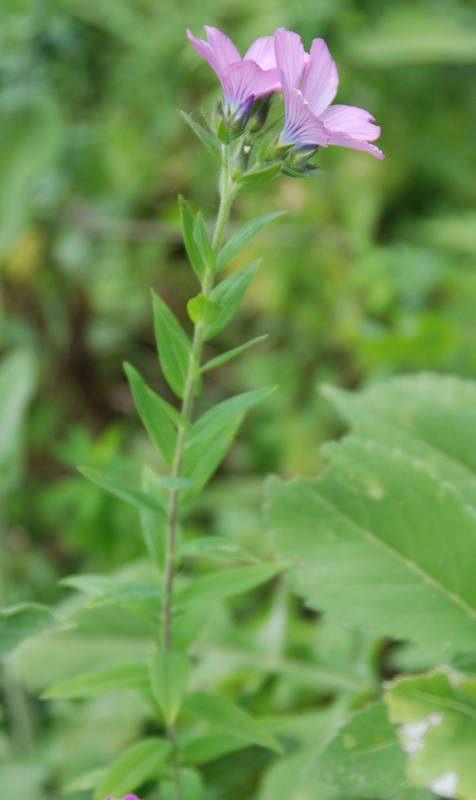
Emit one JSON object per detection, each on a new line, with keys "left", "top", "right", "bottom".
{"left": 161, "top": 144, "right": 236, "bottom": 800}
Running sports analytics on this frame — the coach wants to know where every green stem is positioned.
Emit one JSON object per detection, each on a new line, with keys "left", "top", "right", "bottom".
{"left": 161, "top": 143, "right": 236, "bottom": 800}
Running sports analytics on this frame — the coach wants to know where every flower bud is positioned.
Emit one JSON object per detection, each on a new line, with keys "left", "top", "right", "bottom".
{"left": 247, "top": 93, "right": 274, "bottom": 133}
{"left": 266, "top": 139, "right": 294, "bottom": 161}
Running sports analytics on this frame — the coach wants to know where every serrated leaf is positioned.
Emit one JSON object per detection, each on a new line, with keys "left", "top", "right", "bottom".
{"left": 179, "top": 111, "right": 221, "bottom": 161}
{"left": 140, "top": 466, "right": 168, "bottom": 571}
{"left": 152, "top": 291, "right": 191, "bottom": 398}
{"left": 95, "top": 737, "right": 171, "bottom": 800}
{"left": 124, "top": 363, "right": 176, "bottom": 464}
{"left": 204, "top": 260, "right": 261, "bottom": 340}
{"left": 149, "top": 651, "right": 191, "bottom": 724}
{"left": 43, "top": 663, "right": 149, "bottom": 699}
{"left": 179, "top": 195, "right": 206, "bottom": 281}
{"left": 216, "top": 212, "right": 285, "bottom": 270}
{"left": 187, "top": 293, "right": 222, "bottom": 326}
{"left": 181, "top": 387, "right": 276, "bottom": 499}
{"left": 184, "top": 692, "right": 281, "bottom": 752}
{"left": 385, "top": 666, "right": 476, "bottom": 800}
{"left": 193, "top": 212, "right": 215, "bottom": 273}
{"left": 312, "top": 703, "right": 427, "bottom": 799}
{"left": 78, "top": 466, "right": 167, "bottom": 519}
{"left": 176, "top": 536, "right": 259, "bottom": 563}
{"left": 267, "top": 437, "right": 476, "bottom": 651}
{"left": 0, "top": 603, "right": 62, "bottom": 657}
{"left": 200, "top": 335, "right": 268, "bottom": 373}
{"left": 236, "top": 161, "right": 282, "bottom": 185}
{"left": 174, "top": 562, "right": 285, "bottom": 607}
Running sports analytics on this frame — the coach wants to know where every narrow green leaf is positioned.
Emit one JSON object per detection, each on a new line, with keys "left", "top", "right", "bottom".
{"left": 204, "top": 260, "right": 261, "bottom": 340}
{"left": 87, "top": 581, "right": 164, "bottom": 609}
{"left": 175, "top": 562, "right": 285, "bottom": 607}
{"left": 182, "top": 387, "right": 276, "bottom": 499}
{"left": 184, "top": 692, "right": 281, "bottom": 753}
{"left": 236, "top": 161, "right": 282, "bottom": 185}
{"left": 95, "top": 738, "right": 171, "bottom": 800}
{"left": 179, "top": 111, "right": 221, "bottom": 161}
{"left": 43, "top": 664, "right": 149, "bottom": 699}
{"left": 216, "top": 211, "right": 285, "bottom": 270}
{"left": 179, "top": 195, "right": 206, "bottom": 281}
{"left": 140, "top": 466, "right": 168, "bottom": 571}
{"left": 182, "top": 730, "right": 245, "bottom": 765}
{"left": 216, "top": 116, "right": 230, "bottom": 144}
{"left": 124, "top": 363, "right": 176, "bottom": 464}
{"left": 200, "top": 335, "right": 268, "bottom": 373}
{"left": 149, "top": 651, "right": 191, "bottom": 724}
{"left": 161, "top": 768, "right": 203, "bottom": 800}
{"left": 0, "top": 603, "right": 62, "bottom": 657}
{"left": 193, "top": 212, "right": 215, "bottom": 272}
{"left": 177, "top": 536, "right": 259, "bottom": 563}
{"left": 152, "top": 291, "right": 191, "bottom": 398}
{"left": 156, "top": 475, "right": 195, "bottom": 491}
{"left": 187, "top": 293, "right": 222, "bottom": 326}
{"left": 78, "top": 466, "right": 167, "bottom": 519}
{"left": 60, "top": 574, "right": 114, "bottom": 597}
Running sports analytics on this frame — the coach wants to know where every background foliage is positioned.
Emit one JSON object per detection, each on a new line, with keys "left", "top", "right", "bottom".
{"left": 1, "top": 0, "right": 475, "bottom": 798}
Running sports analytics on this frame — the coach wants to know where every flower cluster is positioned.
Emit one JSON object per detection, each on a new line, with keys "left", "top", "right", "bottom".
{"left": 187, "top": 25, "right": 384, "bottom": 169}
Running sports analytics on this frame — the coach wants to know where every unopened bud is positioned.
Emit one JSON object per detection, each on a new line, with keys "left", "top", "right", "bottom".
{"left": 266, "top": 140, "right": 294, "bottom": 161}
{"left": 248, "top": 93, "right": 274, "bottom": 133}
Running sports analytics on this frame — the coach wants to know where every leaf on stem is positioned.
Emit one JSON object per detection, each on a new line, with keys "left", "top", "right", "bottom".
{"left": 193, "top": 212, "right": 216, "bottom": 273}
{"left": 152, "top": 291, "right": 191, "bottom": 399}
{"left": 140, "top": 467, "right": 168, "bottom": 571}
{"left": 174, "top": 562, "right": 286, "bottom": 607}
{"left": 179, "top": 111, "right": 221, "bottom": 161}
{"left": 78, "top": 466, "right": 168, "bottom": 519}
{"left": 176, "top": 536, "right": 260, "bottom": 563}
{"left": 124, "top": 363, "right": 177, "bottom": 464}
{"left": 204, "top": 260, "right": 261, "bottom": 341}
{"left": 43, "top": 663, "right": 149, "bottom": 699}
{"left": 179, "top": 195, "right": 206, "bottom": 281}
{"left": 149, "top": 650, "right": 191, "bottom": 725}
{"left": 95, "top": 738, "right": 171, "bottom": 800}
{"left": 216, "top": 211, "right": 285, "bottom": 270}
{"left": 236, "top": 161, "right": 283, "bottom": 186}
{"left": 200, "top": 335, "right": 268, "bottom": 373}
{"left": 187, "top": 293, "right": 222, "bottom": 326}
{"left": 160, "top": 768, "right": 204, "bottom": 800}
{"left": 0, "top": 603, "right": 63, "bottom": 657}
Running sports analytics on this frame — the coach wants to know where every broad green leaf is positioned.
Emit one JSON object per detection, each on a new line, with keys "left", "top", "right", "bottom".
{"left": 179, "top": 111, "right": 221, "bottom": 161}
{"left": 161, "top": 768, "right": 204, "bottom": 800}
{"left": 199, "top": 335, "right": 268, "bottom": 373}
{"left": 182, "top": 387, "right": 276, "bottom": 499}
{"left": 267, "top": 438, "right": 476, "bottom": 651}
{"left": 193, "top": 212, "right": 215, "bottom": 272}
{"left": 141, "top": 466, "right": 168, "bottom": 571}
{"left": 78, "top": 466, "right": 167, "bottom": 519}
{"left": 174, "top": 562, "right": 285, "bottom": 607}
{"left": 187, "top": 293, "right": 222, "bottom": 326}
{"left": 323, "top": 374, "right": 476, "bottom": 513}
{"left": 204, "top": 260, "right": 261, "bottom": 340}
{"left": 95, "top": 737, "right": 171, "bottom": 800}
{"left": 236, "top": 161, "right": 282, "bottom": 185}
{"left": 177, "top": 536, "right": 259, "bottom": 563}
{"left": 179, "top": 195, "right": 206, "bottom": 281}
{"left": 0, "top": 348, "right": 38, "bottom": 493}
{"left": 0, "top": 603, "right": 62, "bottom": 657}
{"left": 216, "top": 212, "right": 285, "bottom": 270}
{"left": 149, "top": 650, "right": 191, "bottom": 724}
{"left": 385, "top": 667, "right": 476, "bottom": 800}
{"left": 124, "top": 363, "right": 176, "bottom": 464}
{"left": 43, "top": 663, "right": 149, "bottom": 698}
{"left": 152, "top": 291, "right": 191, "bottom": 398}
{"left": 184, "top": 692, "right": 281, "bottom": 752}
{"left": 312, "top": 702, "right": 432, "bottom": 799}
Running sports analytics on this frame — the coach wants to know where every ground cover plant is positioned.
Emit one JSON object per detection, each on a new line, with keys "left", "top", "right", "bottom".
{"left": 1, "top": 2, "right": 476, "bottom": 799}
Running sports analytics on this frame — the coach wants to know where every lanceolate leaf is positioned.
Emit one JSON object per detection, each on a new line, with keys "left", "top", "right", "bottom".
{"left": 193, "top": 212, "right": 215, "bottom": 273}
{"left": 141, "top": 466, "right": 169, "bottom": 570}
{"left": 183, "top": 692, "right": 281, "bottom": 752}
{"left": 177, "top": 536, "right": 259, "bottom": 563}
{"left": 78, "top": 467, "right": 167, "bottom": 520}
{"left": 0, "top": 603, "right": 62, "bottom": 657}
{"left": 216, "top": 211, "right": 285, "bottom": 270}
{"left": 204, "top": 260, "right": 261, "bottom": 340}
{"left": 149, "top": 651, "right": 191, "bottom": 724}
{"left": 152, "top": 291, "right": 191, "bottom": 398}
{"left": 95, "top": 738, "right": 171, "bottom": 800}
{"left": 43, "top": 664, "right": 149, "bottom": 699}
{"left": 200, "top": 335, "right": 268, "bottom": 373}
{"left": 267, "top": 437, "right": 476, "bottom": 651}
{"left": 385, "top": 667, "right": 476, "bottom": 800}
{"left": 179, "top": 195, "right": 206, "bottom": 281}
{"left": 236, "top": 161, "right": 282, "bottom": 186}
{"left": 174, "top": 562, "right": 285, "bottom": 607}
{"left": 182, "top": 387, "right": 276, "bottom": 499}
{"left": 124, "top": 363, "right": 176, "bottom": 464}
{"left": 179, "top": 111, "right": 221, "bottom": 161}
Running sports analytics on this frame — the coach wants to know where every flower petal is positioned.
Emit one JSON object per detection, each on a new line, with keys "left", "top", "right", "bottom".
{"left": 244, "top": 36, "right": 276, "bottom": 70}
{"left": 321, "top": 103, "right": 384, "bottom": 158}
{"left": 301, "top": 38, "right": 338, "bottom": 117}
{"left": 204, "top": 25, "right": 241, "bottom": 70}
{"left": 274, "top": 28, "right": 306, "bottom": 98}
{"left": 222, "top": 60, "right": 280, "bottom": 109}
{"left": 187, "top": 28, "right": 225, "bottom": 81}
{"left": 282, "top": 87, "right": 330, "bottom": 147}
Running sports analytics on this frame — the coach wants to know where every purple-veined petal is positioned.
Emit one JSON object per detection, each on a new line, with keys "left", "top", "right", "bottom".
{"left": 244, "top": 36, "right": 276, "bottom": 70}
{"left": 274, "top": 28, "right": 306, "bottom": 98}
{"left": 187, "top": 29, "right": 225, "bottom": 81}
{"left": 204, "top": 25, "right": 241, "bottom": 70}
{"left": 222, "top": 60, "right": 280, "bottom": 110}
{"left": 301, "top": 38, "right": 338, "bottom": 117}
{"left": 281, "top": 87, "right": 330, "bottom": 147}
{"left": 321, "top": 104, "right": 384, "bottom": 158}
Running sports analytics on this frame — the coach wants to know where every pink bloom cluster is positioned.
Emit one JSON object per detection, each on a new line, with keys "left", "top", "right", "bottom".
{"left": 187, "top": 25, "right": 383, "bottom": 159}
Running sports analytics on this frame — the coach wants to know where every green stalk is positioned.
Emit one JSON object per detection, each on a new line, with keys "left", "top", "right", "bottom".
{"left": 161, "top": 143, "right": 237, "bottom": 800}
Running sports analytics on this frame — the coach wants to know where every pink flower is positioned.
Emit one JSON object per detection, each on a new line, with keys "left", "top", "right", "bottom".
{"left": 274, "top": 28, "right": 384, "bottom": 159}
{"left": 187, "top": 26, "right": 282, "bottom": 116}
